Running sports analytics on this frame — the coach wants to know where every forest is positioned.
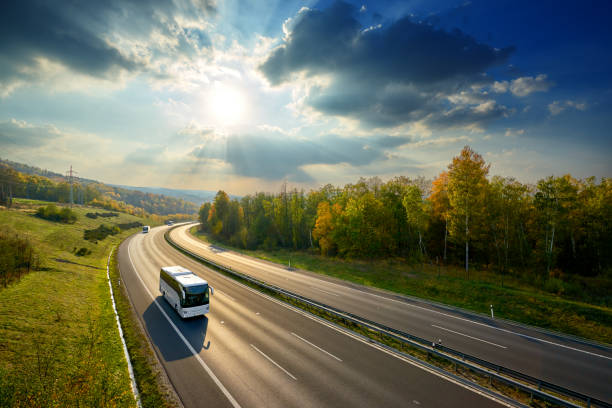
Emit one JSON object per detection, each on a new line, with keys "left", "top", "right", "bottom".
{"left": 0, "top": 163, "right": 198, "bottom": 217}
{"left": 199, "top": 146, "right": 611, "bottom": 279}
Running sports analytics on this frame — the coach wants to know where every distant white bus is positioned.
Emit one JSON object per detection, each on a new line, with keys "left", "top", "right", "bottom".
{"left": 142, "top": 225, "right": 150, "bottom": 233}
{"left": 159, "top": 266, "right": 213, "bottom": 318}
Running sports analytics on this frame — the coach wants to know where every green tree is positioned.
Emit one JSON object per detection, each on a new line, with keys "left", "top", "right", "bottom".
{"left": 198, "top": 202, "right": 212, "bottom": 232}
{"left": 402, "top": 185, "right": 429, "bottom": 257}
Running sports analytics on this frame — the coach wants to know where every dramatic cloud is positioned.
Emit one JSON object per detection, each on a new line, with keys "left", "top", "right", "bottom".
{"left": 189, "top": 129, "right": 411, "bottom": 181}
{"left": 259, "top": 1, "right": 514, "bottom": 129}
{"left": 0, "top": 0, "right": 215, "bottom": 95}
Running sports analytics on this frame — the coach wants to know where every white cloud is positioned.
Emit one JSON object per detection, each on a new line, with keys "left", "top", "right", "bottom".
{"left": 413, "top": 135, "right": 472, "bottom": 147}
{"left": 473, "top": 100, "right": 497, "bottom": 113}
{"left": 504, "top": 128, "right": 525, "bottom": 137}
{"left": 492, "top": 81, "right": 509, "bottom": 93}
{"left": 548, "top": 100, "right": 588, "bottom": 116}
{"left": 490, "top": 74, "right": 553, "bottom": 97}
{"left": 509, "top": 74, "right": 553, "bottom": 97}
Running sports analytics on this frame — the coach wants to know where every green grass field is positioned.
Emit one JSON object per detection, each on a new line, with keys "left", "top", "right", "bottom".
{"left": 0, "top": 199, "right": 160, "bottom": 407}
{"left": 190, "top": 228, "right": 612, "bottom": 344}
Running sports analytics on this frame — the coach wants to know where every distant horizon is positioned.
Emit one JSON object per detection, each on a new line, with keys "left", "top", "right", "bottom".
{"left": 3, "top": 153, "right": 608, "bottom": 200}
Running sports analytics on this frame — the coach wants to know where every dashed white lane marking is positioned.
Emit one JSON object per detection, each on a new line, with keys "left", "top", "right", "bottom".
{"left": 291, "top": 332, "right": 343, "bottom": 362}
{"left": 432, "top": 325, "right": 507, "bottom": 349}
{"left": 127, "top": 240, "right": 242, "bottom": 408}
{"left": 310, "top": 286, "right": 340, "bottom": 297}
{"left": 250, "top": 344, "right": 297, "bottom": 380}
{"left": 217, "top": 290, "right": 235, "bottom": 302}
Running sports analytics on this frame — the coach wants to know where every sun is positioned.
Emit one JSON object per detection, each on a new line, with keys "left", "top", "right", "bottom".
{"left": 207, "top": 82, "right": 247, "bottom": 126}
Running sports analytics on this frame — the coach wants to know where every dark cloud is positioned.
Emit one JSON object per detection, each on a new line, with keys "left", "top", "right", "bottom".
{"left": 0, "top": 0, "right": 215, "bottom": 88}
{"left": 189, "top": 131, "right": 408, "bottom": 182}
{"left": 259, "top": 1, "right": 514, "bottom": 128}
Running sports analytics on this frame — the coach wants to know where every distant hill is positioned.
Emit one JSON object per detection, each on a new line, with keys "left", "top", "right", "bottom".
{"left": 0, "top": 158, "right": 200, "bottom": 215}
{"left": 0, "top": 158, "right": 99, "bottom": 185}
{"left": 111, "top": 185, "right": 222, "bottom": 205}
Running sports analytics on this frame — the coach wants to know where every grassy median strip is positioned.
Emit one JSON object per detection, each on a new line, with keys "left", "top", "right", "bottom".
{"left": 109, "top": 249, "right": 181, "bottom": 408}
{"left": 174, "top": 230, "right": 587, "bottom": 407}
{"left": 190, "top": 227, "right": 612, "bottom": 345}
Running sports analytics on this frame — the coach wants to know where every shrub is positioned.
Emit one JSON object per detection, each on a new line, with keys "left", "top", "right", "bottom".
{"left": 116, "top": 221, "right": 143, "bottom": 230}
{"left": 35, "top": 205, "right": 77, "bottom": 223}
{"left": 85, "top": 212, "right": 119, "bottom": 219}
{"left": 0, "top": 226, "right": 39, "bottom": 287}
{"left": 75, "top": 247, "right": 92, "bottom": 256}
{"left": 83, "top": 224, "right": 121, "bottom": 242}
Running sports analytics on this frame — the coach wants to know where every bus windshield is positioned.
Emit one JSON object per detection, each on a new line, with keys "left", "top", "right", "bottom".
{"left": 182, "top": 284, "right": 209, "bottom": 307}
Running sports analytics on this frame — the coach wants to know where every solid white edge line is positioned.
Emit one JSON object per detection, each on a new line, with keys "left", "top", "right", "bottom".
{"left": 291, "top": 332, "right": 343, "bottom": 362}
{"left": 432, "top": 325, "right": 507, "bottom": 349}
{"left": 250, "top": 344, "right": 297, "bottom": 381}
{"left": 127, "top": 238, "right": 242, "bottom": 408}
{"left": 175, "top": 224, "right": 612, "bottom": 361}
{"left": 107, "top": 248, "right": 142, "bottom": 408}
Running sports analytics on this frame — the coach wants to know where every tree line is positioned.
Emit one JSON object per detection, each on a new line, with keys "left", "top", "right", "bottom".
{"left": 0, "top": 163, "right": 198, "bottom": 217}
{"left": 199, "top": 146, "right": 611, "bottom": 278}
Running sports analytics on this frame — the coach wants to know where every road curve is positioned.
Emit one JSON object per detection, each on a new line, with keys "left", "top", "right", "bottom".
{"left": 170, "top": 223, "right": 612, "bottom": 403}
{"left": 118, "top": 225, "right": 509, "bottom": 408}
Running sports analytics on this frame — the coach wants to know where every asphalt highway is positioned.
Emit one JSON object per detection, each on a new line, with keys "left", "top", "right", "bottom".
{"left": 169, "top": 223, "right": 612, "bottom": 403}
{"left": 118, "top": 226, "right": 509, "bottom": 408}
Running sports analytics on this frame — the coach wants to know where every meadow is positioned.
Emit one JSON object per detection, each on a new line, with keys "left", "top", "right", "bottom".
{"left": 0, "top": 199, "right": 165, "bottom": 407}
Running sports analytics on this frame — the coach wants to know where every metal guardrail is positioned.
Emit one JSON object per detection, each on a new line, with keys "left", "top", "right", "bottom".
{"left": 164, "top": 227, "right": 610, "bottom": 408}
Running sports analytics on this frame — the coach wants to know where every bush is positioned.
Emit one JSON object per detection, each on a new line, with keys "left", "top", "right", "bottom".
{"left": 35, "top": 204, "right": 77, "bottom": 223}
{"left": 544, "top": 277, "right": 566, "bottom": 295}
{"left": 116, "top": 221, "right": 143, "bottom": 230}
{"left": 75, "top": 247, "right": 92, "bottom": 256}
{"left": 85, "top": 212, "right": 119, "bottom": 219}
{"left": 83, "top": 224, "right": 121, "bottom": 242}
{"left": 0, "top": 226, "right": 39, "bottom": 287}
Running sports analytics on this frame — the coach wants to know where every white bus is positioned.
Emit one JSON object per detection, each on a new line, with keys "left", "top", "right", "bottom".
{"left": 142, "top": 225, "right": 150, "bottom": 233}
{"left": 159, "top": 266, "right": 214, "bottom": 318}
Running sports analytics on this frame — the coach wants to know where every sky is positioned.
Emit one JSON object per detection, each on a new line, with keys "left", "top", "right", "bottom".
{"left": 1, "top": 0, "right": 610, "bottom": 195}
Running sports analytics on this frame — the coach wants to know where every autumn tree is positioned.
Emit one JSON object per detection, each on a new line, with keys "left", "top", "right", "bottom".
{"left": 312, "top": 201, "right": 335, "bottom": 256}
{"left": 429, "top": 171, "right": 450, "bottom": 261}
{"left": 447, "top": 146, "right": 490, "bottom": 277}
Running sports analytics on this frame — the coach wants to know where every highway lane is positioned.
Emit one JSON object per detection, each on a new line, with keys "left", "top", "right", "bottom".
{"left": 118, "top": 226, "right": 508, "bottom": 408}
{"left": 171, "top": 223, "right": 612, "bottom": 403}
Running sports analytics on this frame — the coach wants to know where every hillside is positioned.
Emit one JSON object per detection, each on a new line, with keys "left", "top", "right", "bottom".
{"left": 0, "top": 158, "right": 198, "bottom": 216}
{"left": 0, "top": 199, "right": 145, "bottom": 406}
{"left": 111, "top": 185, "right": 218, "bottom": 205}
